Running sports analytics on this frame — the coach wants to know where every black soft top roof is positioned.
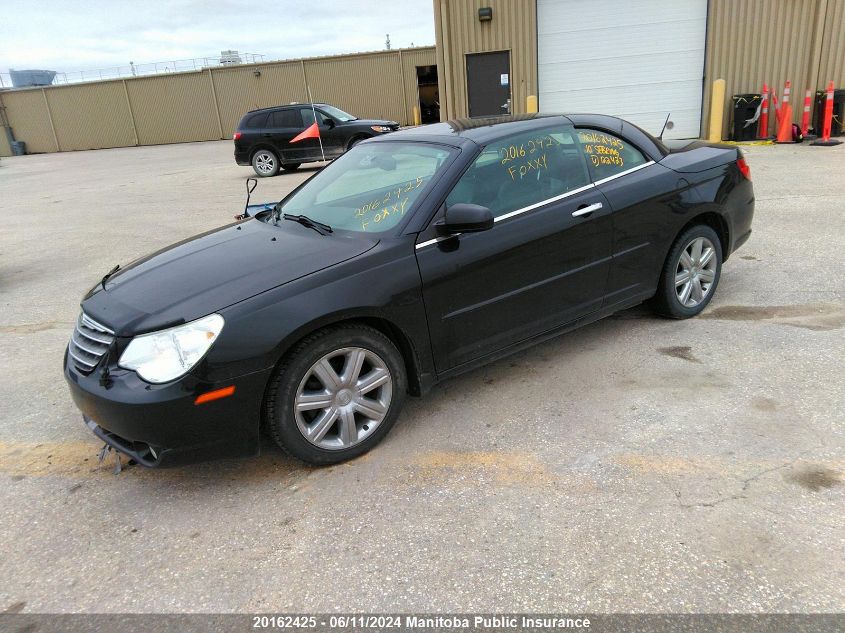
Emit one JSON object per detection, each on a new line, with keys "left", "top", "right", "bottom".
{"left": 375, "top": 113, "right": 667, "bottom": 161}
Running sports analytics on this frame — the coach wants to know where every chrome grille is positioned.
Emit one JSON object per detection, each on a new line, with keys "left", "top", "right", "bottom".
{"left": 68, "top": 313, "right": 115, "bottom": 374}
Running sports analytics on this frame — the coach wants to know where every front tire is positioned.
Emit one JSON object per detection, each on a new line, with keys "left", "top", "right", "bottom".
{"left": 251, "top": 149, "right": 279, "bottom": 177}
{"left": 652, "top": 225, "right": 722, "bottom": 319}
{"left": 265, "top": 324, "right": 406, "bottom": 465}
{"left": 347, "top": 135, "right": 368, "bottom": 150}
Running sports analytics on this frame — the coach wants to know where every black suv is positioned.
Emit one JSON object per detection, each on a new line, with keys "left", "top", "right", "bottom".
{"left": 234, "top": 103, "right": 399, "bottom": 176}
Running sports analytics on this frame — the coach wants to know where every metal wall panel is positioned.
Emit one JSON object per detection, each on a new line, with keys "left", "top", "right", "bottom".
{"left": 702, "top": 0, "right": 844, "bottom": 139}
{"left": 0, "top": 130, "right": 10, "bottom": 157}
{"left": 434, "top": 0, "right": 537, "bottom": 120}
{"left": 304, "top": 52, "right": 407, "bottom": 125}
{"left": 211, "top": 62, "right": 307, "bottom": 137}
{"left": 0, "top": 88, "right": 57, "bottom": 154}
{"left": 818, "top": 0, "right": 845, "bottom": 87}
{"left": 127, "top": 72, "right": 220, "bottom": 145}
{"left": 46, "top": 81, "right": 136, "bottom": 151}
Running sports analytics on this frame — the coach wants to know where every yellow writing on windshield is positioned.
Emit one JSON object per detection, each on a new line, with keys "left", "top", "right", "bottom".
{"left": 578, "top": 131, "right": 625, "bottom": 167}
{"left": 506, "top": 153, "right": 548, "bottom": 180}
{"left": 498, "top": 135, "right": 559, "bottom": 166}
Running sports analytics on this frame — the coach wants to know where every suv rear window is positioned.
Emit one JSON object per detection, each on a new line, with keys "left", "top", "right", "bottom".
{"left": 244, "top": 113, "right": 268, "bottom": 129}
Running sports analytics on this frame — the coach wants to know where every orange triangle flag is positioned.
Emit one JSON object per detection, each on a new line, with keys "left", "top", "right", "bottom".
{"left": 290, "top": 122, "right": 320, "bottom": 144}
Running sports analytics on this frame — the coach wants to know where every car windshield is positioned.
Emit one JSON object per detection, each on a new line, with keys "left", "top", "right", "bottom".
{"left": 319, "top": 105, "right": 357, "bottom": 122}
{"left": 278, "top": 142, "right": 455, "bottom": 233}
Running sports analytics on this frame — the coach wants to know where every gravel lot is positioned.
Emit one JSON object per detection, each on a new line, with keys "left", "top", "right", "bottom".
{"left": 0, "top": 139, "right": 843, "bottom": 614}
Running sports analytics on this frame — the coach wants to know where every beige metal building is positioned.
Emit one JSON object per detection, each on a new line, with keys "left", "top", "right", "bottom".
{"left": 434, "top": 0, "right": 845, "bottom": 139}
{"left": 0, "top": 47, "right": 436, "bottom": 157}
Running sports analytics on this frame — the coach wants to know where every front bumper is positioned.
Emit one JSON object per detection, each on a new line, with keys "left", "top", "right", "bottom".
{"left": 64, "top": 350, "right": 271, "bottom": 467}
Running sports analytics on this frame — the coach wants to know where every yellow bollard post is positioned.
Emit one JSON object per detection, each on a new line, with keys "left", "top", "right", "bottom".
{"left": 708, "top": 79, "right": 726, "bottom": 142}
{"left": 526, "top": 95, "right": 538, "bottom": 113}
{"left": 412, "top": 106, "right": 421, "bottom": 126}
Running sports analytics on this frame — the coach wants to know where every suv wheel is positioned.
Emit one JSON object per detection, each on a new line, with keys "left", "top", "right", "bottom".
{"left": 252, "top": 149, "right": 279, "bottom": 177}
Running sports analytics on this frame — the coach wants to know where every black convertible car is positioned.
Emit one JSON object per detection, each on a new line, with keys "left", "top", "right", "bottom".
{"left": 65, "top": 114, "right": 754, "bottom": 467}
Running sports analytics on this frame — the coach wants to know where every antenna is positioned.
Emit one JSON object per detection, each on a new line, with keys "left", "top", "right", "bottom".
{"left": 658, "top": 113, "right": 672, "bottom": 140}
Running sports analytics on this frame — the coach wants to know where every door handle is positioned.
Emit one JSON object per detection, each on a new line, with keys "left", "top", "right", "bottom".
{"left": 572, "top": 202, "right": 603, "bottom": 217}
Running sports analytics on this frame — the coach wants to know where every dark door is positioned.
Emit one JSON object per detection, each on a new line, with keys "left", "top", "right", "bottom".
{"left": 267, "top": 109, "right": 306, "bottom": 163}
{"left": 415, "top": 125, "right": 613, "bottom": 372}
{"left": 466, "top": 51, "right": 511, "bottom": 117}
{"left": 573, "top": 128, "right": 679, "bottom": 308}
{"left": 312, "top": 108, "right": 345, "bottom": 156}
{"left": 293, "top": 107, "right": 340, "bottom": 161}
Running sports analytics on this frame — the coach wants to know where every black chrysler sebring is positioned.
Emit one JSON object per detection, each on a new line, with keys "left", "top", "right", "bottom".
{"left": 65, "top": 114, "right": 754, "bottom": 467}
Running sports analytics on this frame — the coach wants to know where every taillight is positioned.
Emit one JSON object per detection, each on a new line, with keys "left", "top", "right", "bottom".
{"left": 233, "top": 132, "right": 242, "bottom": 141}
{"left": 736, "top": 157, "right": 751, "bottom": 180}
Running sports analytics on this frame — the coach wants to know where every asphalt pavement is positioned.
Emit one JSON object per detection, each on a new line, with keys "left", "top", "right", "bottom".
{"left": 0, "top": 139, "right": 842, "bottom": 613}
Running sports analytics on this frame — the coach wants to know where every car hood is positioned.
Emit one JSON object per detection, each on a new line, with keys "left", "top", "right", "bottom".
{"left": 81, "top": 219, "right": 378, "bottom": 336}
{"left": 348, "top": 118, "right": 399, "bottom": 128}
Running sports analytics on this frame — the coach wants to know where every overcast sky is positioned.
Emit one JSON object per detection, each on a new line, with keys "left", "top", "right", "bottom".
{"left": 0, "top": 0, "right": 435, "bottom": 73}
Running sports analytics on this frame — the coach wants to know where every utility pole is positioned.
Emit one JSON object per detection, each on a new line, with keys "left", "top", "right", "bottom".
{"left": 385, "top": 34, "right": 391, "bottom": 50}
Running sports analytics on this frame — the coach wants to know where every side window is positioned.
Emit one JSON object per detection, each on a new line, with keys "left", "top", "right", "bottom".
{"left": 446, "top": 126, "right": 589, "bottom": 219}
{"left": 270, "top": 109, "right": 301, "bottom": 128}
{"left": 301, "top": 108, "right": 315, "bottom": 126}
{"left": 576, "top": 129, "right": 647, "bottom": 181}
{"left": 246, "top": 113, "right": 268, "bottom": 129}
{"left": 301, "top": 108, "right": 331, "bottom": 126}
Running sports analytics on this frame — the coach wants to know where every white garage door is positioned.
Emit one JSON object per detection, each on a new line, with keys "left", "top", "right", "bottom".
{"left": 537, "top": 0, "right": 707, "bottom": 139}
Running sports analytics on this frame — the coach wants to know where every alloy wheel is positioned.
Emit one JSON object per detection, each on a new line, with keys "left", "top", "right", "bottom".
{"left": 675, "top": 236, "right": 717, "bottom": 308}
{"left": 294, "top": 347, "right": 393, "bottom": 450}
{"left": 254, "top": 151, "right": 275, "bottom": 175}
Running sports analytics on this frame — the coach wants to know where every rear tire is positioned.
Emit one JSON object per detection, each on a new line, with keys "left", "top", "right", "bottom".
{"left": 251, "top": 149, "right": 279, "bottom": 177}
{"left": 281, "top": 163, "right": 301, "bottom": 172}
{"left": 265, "top": 324, "right": 406, "bottom": 465}
{"left": 652, "top": 225, "right": 722, "bottom": 319}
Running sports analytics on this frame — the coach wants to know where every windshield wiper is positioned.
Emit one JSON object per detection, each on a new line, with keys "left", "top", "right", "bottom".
{"left": 101, "top": 264, "right": 120, "bottom": 290}
{"left": 283, "top": 213, "right": 333, "bottom": 235}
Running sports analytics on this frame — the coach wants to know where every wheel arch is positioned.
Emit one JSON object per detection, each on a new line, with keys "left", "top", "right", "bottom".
{"left": 672, "top": 211, "right": 730, "bottom": 262}
{"left": 249, "top": 144, "right": 280, "bottom": 162}
{"left": 347, "top": 134, "right": 372, "bottom": 150}
{"left": 260, "top": 313, "right": 425, "bottom": 426}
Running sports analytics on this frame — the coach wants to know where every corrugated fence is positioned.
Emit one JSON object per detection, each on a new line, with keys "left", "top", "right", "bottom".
{"left": 0, "top": 47, "right": 436, "bottom": 157}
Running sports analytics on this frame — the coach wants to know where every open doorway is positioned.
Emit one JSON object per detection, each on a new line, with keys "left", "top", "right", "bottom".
{"left": 416, "top": 65, "right": 439, "bottom": 124}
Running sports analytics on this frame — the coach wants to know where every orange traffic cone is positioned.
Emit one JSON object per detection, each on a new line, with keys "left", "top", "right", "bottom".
{"left": 776, "top": 81, "right": 796, "bottom": 143}
{"left": 800, "top": 89, "right": 815, "bottom": 139}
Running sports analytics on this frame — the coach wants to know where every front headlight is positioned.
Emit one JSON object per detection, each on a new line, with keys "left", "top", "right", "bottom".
{"left": 118, "top": 314, "right": 224, "bottom": 384}
{"left": 370, "top": 125, "right": 392, "bottom": 133}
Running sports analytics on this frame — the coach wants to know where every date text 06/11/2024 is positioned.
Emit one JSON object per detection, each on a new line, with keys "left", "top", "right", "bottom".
{"left": 251, "top": 615, "right": 592, "bottom": 629}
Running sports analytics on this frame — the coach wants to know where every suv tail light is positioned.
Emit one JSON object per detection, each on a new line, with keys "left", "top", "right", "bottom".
{"left": 736, "top": 157, "right": 751, "bottom": 180}
{"left": 233, "top": 132, "right": 242, "bottom": 141}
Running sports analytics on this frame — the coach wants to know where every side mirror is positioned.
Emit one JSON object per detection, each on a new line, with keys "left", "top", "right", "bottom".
{"left": 323, "top": 118, "right": 335, "bottom": 129}
{"left": 439, "top": 203, "right": 494, "bottom": 234}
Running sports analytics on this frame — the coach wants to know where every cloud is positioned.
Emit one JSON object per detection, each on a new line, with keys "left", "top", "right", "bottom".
{"left": 0, "top": 0, "right": 434, "bottom": 72}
